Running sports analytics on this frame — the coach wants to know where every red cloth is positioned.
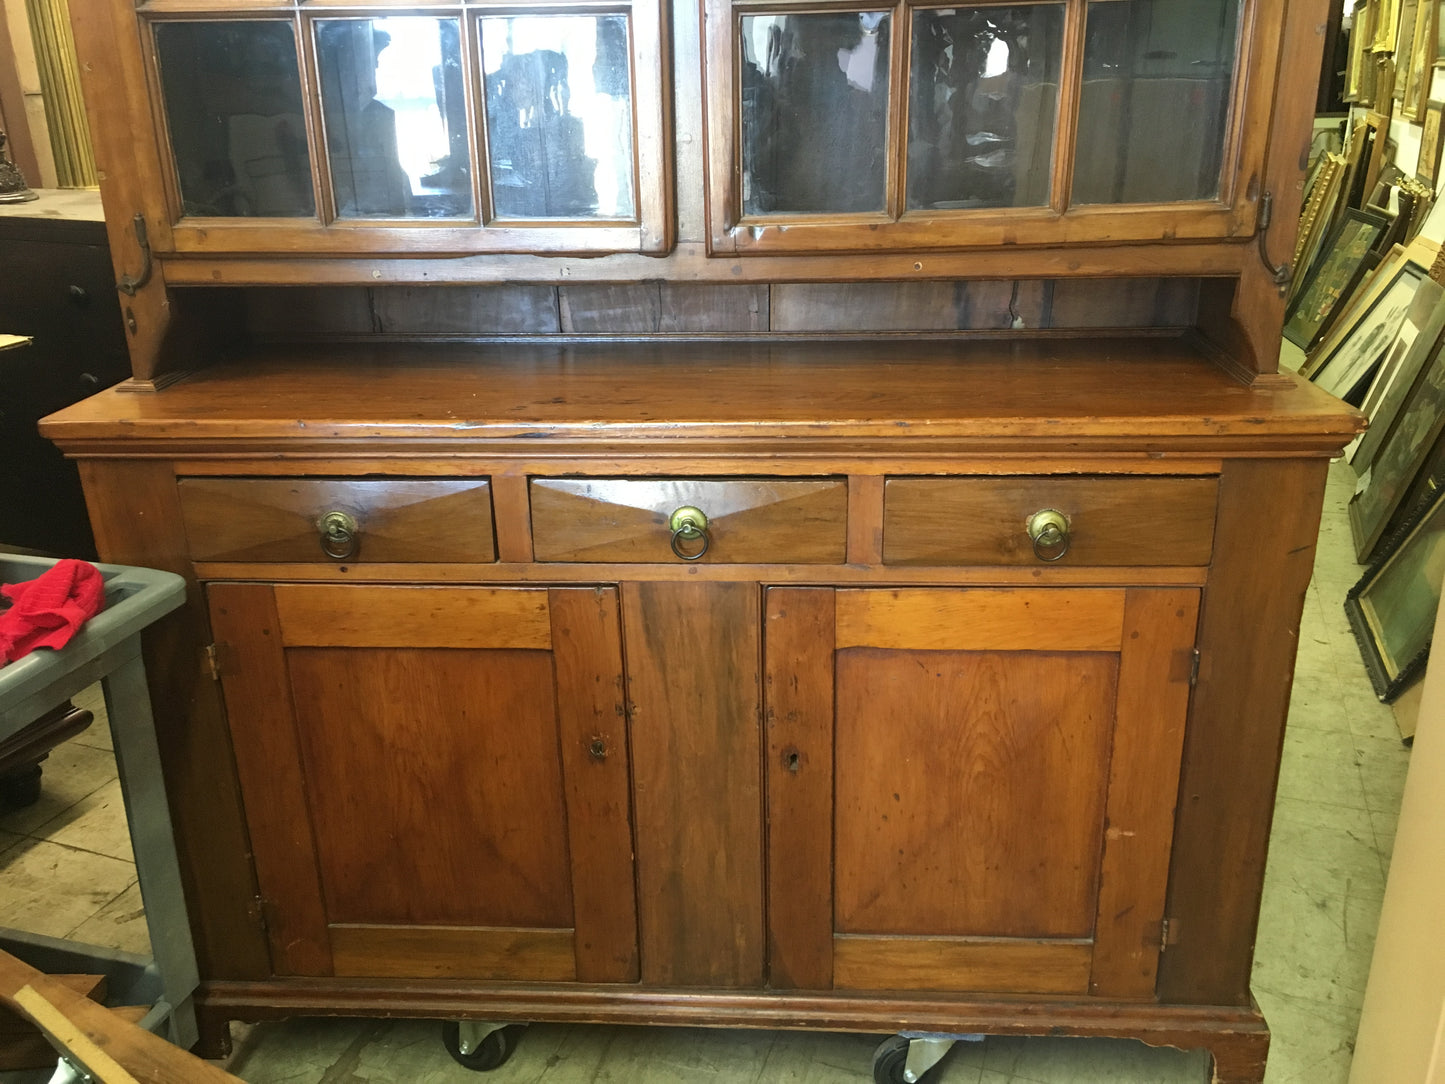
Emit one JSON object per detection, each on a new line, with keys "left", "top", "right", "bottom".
{"left": 0, "top": 560, "right": 106, "bottom": 663}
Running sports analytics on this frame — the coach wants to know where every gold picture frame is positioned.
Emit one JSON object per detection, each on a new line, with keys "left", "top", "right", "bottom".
{"left": 1403, "top": 0, "right": 1437, "bottom": 118}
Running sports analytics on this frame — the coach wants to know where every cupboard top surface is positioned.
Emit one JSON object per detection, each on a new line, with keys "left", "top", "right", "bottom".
{"left": 41, "top": 336, "right": 1361, "bottom": 451}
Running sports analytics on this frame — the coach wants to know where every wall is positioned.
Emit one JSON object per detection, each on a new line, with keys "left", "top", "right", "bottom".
{"left": 1348, "top": 592, "right": 1445, "bottom": 1084}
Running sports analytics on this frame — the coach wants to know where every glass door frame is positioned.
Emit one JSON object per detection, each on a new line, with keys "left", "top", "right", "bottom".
{"left": 703, "top": 0, "right": 1278, "bottom": 255}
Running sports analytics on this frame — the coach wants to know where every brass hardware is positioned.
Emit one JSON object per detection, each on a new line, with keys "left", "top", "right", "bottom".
{"left": 589, "top": 738, "right": 608, "bottom": 761}
{"left": 668, "top": 505, "right": 710, "bottom": 561}
{"left": 1026, "top": 508, "right": 1071, "bottom": 562}
{"left": 318, "top": 510, "right": 359, "bottom": 560}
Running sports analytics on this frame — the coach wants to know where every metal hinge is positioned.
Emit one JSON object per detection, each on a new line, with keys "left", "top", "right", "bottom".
{"left": 247, "top": 895, "right": 269, "bottom": 933}
{"left": 1160, "top": 917, "right": 1180, "bottom": 952}
{"left": 1189, "top": 649, "right": 1201, "bottom": 687}
{"left": 204, "top": 644, "right": 221, "bottom": 681}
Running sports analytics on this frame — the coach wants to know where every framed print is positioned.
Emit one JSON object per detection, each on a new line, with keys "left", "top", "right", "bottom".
{"left": 1303, "top": 242, "right": 1411, "bottom": 378}
{"left": 1314, "top": 260, "right": 1428, "bottom": 400}
{"left": 1346, "top": 487, "right": 1445, "bottom": 701}
{"left": 1350, "top": 327, "right": 1445, "bottom": 558}
{"left": 1419, "top": 100, "right": 1445, "bottom": 186}
{"left": 1283, "top": 208, "right": 1390, "bottom": 348}
{"left": 1291, "top": 154, "right": 1347, "bottom": 302}
{"left": 1349, "top": 277, "right": 1445, "bottom": 465}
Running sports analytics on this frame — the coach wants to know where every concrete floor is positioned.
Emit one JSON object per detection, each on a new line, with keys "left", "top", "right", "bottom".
{"left": 0, "top": 459, "right": 1413, "bottom": 1083}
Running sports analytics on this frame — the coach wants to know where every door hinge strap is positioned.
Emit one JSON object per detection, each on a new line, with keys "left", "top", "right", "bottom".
{"left": 1257, "top": 191, "right": 1292, "bottom": 291}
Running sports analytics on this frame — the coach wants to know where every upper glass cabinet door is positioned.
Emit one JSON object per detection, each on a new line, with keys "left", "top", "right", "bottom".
{"left": 705, "top": 0, "right": 1272, "bottom": 254}
{"left": 143, "top": 0, "right": 672, "bottom": 256}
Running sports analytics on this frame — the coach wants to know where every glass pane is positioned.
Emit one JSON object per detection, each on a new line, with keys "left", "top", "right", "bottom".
{"left": 154, "top": 21, "right": 314, "bottom": 218}
{"left": 316, "top": 18, "right": 473, "bottom": 219}
{"left": 480, "top": 15, "right": 635, "bottom": 220}
{"left": 1073, "top": 0, "right": 1241, "bottom": 204}
{"left": 740, "top": 12, "right": 891, "bottom": 216}
{"left": 907, "top": 5, "right": 1065, "bottom": 210}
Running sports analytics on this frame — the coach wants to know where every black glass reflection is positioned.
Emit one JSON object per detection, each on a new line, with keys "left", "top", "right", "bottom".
{"left": 480, "top": 15, "right": 636, "bottom": 220}
{"left": 740, "top": 12, "right": 891, "bottom": 216}
{"left": 908, "top": 5, "right": 1065, "bottom": 210}
{"left": 317, "top": 18, "right": 473, "bottom": 219}
{"left": 1073, "top": 0, "right": 1241, "bottom": 204}
{"left": 154, "top": 21, "right": 314, "bottom": 218}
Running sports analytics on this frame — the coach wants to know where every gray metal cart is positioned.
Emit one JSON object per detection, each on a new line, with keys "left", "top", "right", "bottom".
{"left": 0, "top": 555, "right": 196, "bottom": 1056}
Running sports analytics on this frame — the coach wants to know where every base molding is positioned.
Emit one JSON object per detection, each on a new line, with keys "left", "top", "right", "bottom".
{"left": 197, "top": 981, "right": 1270, "bottom": 1081}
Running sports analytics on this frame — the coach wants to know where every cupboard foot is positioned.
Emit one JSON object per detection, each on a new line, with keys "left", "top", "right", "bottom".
{"left": 1207, "top": 1030, "right": 1269, "bottom": 1084}
{"left": 194, "top": 1008, "right": 232, "bottom": 1060}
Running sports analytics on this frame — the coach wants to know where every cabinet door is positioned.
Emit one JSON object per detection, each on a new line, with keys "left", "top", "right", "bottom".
{"left": 135, "top": 3, "right": 671, "bottom": 256}
{"left": 705, "top": 0, "right": 1277, "bottom": 254}
{"left": 765, "top": 586, "right": 1197, "bottom": 998}
{"left": 209, "top": 583, "right": 638, "bottom": 983}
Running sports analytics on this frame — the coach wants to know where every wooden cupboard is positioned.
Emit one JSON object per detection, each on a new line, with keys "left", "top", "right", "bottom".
{"left": 40, "top": 0, "right": 1361, "bottom": 1079}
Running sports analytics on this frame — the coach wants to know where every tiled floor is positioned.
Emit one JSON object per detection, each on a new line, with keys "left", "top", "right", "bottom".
{"left": 0, "top": 459, "right": 1414, "bottom": 1084}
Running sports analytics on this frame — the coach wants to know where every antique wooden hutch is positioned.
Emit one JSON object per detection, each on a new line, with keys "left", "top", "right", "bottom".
{"left": 41, "top": 0, "right": 1359, "bottom": 1078}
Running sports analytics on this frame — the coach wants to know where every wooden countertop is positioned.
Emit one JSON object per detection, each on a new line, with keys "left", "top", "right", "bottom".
{"left": 41, "top": 335, "right": 1364, "bottom": 457}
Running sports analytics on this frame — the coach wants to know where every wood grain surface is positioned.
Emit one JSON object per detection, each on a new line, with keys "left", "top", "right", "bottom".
{"left": 1089, "top": 588, "right": 1200, "bottom": 999}
{"left": 209, "top": 583, "right": 334, "bottom": 976}
{"left": 41, "top": 338, "right": 1363, "bottom": 454}
{"left": 328, "top": 926, "right": 576, "bottom": 982}
{"left": 763, "top": 588, "right": 835, "bottom": 990}
{"left": 286, "top": 645, "right": 574, "bottom": 929}
{"left": 836, "top": 588, "right": 1125, "bottom": 652}
{"left": 834, "top": 644, "right": 1117, "bottom": 940}
{"left": 832, "top": 936, "right": 1094, "bottom": 995}
{"left": 273, "top": 585, "right": 550, "bottom": 649}
{"left": 178, "top": 478, "right": 496, "bottom": 563}
{"left": 623, "top": 581, "right": 765, "bottom": 986}
{"left": 548, "top": 588, "right": 641, "bottom": 983}
{"left": 883, "top": 476, "right": 1219, "bottom": 566}
{"left": 1159, "top": 458, "right": 1330, "bottom": 1005}
{"left": 531, "top": 478, "right": 846, "bottom": 563}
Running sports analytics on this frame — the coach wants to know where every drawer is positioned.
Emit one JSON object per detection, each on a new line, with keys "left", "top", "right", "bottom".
{"left": 530, "top": 478, "right": 847, "bottom": 563}
{"left": 178, "top": 478, "right": 495, "bottom": 563}
{"left": 883, "top": 476, "right": 1219, "bottom": 566}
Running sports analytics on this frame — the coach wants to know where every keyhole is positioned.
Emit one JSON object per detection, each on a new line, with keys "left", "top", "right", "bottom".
{"left": 784, "top": 750, "right": 801, "bottom": 773}
{"left": 589, "top": 739, "right": 608, "bottom": 761}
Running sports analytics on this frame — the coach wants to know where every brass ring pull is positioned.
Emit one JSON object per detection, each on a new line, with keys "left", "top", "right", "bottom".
{"left": 1027, "top": 508, "right": 1070, "bottom": 562}
{"left": 668, "top": 506, "right": 710, "bottom": 561}
{"left": 319, "top": 510, "right": 359, "bottom": 561}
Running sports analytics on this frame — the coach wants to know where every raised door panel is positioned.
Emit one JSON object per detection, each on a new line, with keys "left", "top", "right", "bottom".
{"left": 765, "top": 585, "right": 1198, "bottom": 998}
{"left": 209, "top": 582, "right": 638, "bottom": 983}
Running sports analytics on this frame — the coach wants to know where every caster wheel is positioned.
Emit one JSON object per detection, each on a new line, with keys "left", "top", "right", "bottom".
{"left": 441, "top": 1021, "right": 524, "bottom": 1071}
{"left": 0, "top": 764, "right": 42, "bottom": 809}
{"left": 872, "top": 1034, "right": 943, "bottom": 1084}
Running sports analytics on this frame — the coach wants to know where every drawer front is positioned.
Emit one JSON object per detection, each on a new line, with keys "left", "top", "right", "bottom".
{"left": 884, "top": 476, "right": 1219, "bottom": 566}
{"left": 531, "top": 478, "right": 847, "bottom": 563}
{"left": 178, "top": 478, "right": 495, "bottom": 563}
